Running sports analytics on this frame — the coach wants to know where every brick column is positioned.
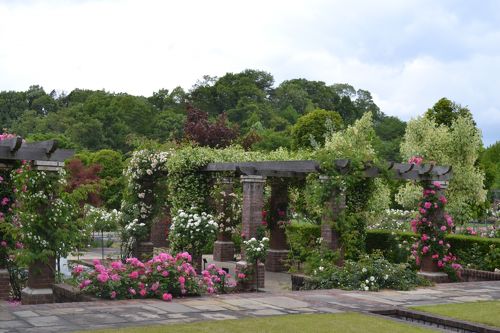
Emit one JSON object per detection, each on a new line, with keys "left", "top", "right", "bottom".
{"left": 266, "top": 179, "right": 289, "bottom": 272}
{"left": 0, "top": 268, "right": 10, "bottom": 300}
{"left": 237, "top": 175, "right": 266, "bottom": 290}
{"left": 21, "top": 257, "right": 56, "bottom": 304}
{"left": 151, "top": 207, "right": 171, "bottom": 248}
{"left": 240, "top": 175, "right": 266, "bottom": 256}
{"left": 320, "top": 175, "right": 345, "bottom": 266}
{"left": 213, "top": 177, "right": 235, "bottom": 262}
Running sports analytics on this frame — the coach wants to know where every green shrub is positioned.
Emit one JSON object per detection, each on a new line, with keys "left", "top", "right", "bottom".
{"left": 286, "top": 223, "right": 321, "bottom": 267}
{"left": 366, "top": 230, "right": 417, "bottom": 264}
{"left": 304, "top": 253, "right": 429, "bottom": 291}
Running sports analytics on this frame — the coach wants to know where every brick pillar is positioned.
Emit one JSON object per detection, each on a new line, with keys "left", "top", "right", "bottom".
{"left": 240, "top": 175, "right": 266, "bottom": 258}
{"left": 151, "top": 207, "right": 171, "bottom": 248}
{"left": 236, "top": 261, "right": 265, "bottom": 290}
{"left": 320, "top": 175, "right": 346, "bottom": 266}
{"left": 213, "top": 177, "right": 235, "bottom": 262}
{"left": 22, "top": 257, "right": 55, "bottom": 304}
{"left": 266, "top": 179, "right": 289, "bottom": 272}
{"left": 237, "top": 175, "right": 266, "bottom": 289}
{"left": 0, "top": 268, "right": 10, "bottom": 300}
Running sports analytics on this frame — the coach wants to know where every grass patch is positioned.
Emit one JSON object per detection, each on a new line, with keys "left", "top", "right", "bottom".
{"left": 412, "top": 301, "right": 500, "bottom": 327}
{"left": 77, "top": 312, "right": 434, "bottom": 333}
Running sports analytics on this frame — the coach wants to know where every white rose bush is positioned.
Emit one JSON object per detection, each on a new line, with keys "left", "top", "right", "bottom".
{"left": 168, "top": 207, "right": 218, "bottom": 257}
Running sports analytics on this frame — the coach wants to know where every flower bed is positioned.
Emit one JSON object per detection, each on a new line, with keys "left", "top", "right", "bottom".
{"left": 73, "top": 252, "right": 235, "bottom": 301}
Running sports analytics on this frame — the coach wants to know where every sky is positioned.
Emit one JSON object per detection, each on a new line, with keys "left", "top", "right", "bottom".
{"left": 0, "top": 0, "right": 499, "bottom": 146}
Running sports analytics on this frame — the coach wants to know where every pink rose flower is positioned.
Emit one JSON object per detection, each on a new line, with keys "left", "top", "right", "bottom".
{"left": 111, "top": 261, "right": 123, "bottom": 270}
{"left": 178, "top": 276, "right": 185, "bottom": 284}
{"left": 129, "top": 271, "right": 139, "bottom": 279}
{"left": 424, "top": 202, "right": 432, "bottom": 209}
{"left": 422, "top": 246, "right": 429, "bottom": 254}
{"left": 110, "top": 291, "right": 117, "bottom": 299}
{"left": 0, "top": 240, "right": 7, "bottom": 247}
{"left": 440, "top": 226, "right": 447, "bottom": 231}
{"left": 150, "top": 282, "right": 160, "bottom": 291}
{"left": 161, "top": 270, "right": 169, "bottom": 277}
{"left": 162, "top": 293, "right": 172, "bottom": 301}
{"left": 139, "top": 289, "right": 147, "bottom": 297}
{"left": 129, "top": 288, "right": 136, "bottom": 295}
{"left": 97, "top": 273, "right": 109, "bottom": 283}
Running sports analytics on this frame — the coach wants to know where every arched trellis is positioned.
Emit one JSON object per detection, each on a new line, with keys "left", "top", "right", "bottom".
{"left": 0, "top": 136, "right": 74, "bottom": 304}
{"left": 201, "top": 159, "right": 453, "bottom": 280}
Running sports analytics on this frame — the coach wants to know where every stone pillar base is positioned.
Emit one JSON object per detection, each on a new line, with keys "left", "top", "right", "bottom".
{"left": 236, "top": 261, "right": 264, "bottom": 290}
{"left": 417, "top": 272, "right": 449, "bottom": 283}
{"left": 213, "top": 241, "right": 235, "bottom": 262}
{"left": 0, "top": 269, "right": 10, "bottom": 300}
{"left": 21, "top": 287, "right": 54, "bottom": 305}
{"left": 265, "top": 249, "right": 289, "bottom": 272}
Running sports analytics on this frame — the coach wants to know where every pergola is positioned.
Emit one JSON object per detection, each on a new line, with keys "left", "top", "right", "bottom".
{"left": 201, "top": 159, "right": 452, "bottom": 286}
{"left": 0, "top": 137, "right": 73, "bottom": 170}
{"left": 0, "top": 136, "right": 74, "bottom": 304}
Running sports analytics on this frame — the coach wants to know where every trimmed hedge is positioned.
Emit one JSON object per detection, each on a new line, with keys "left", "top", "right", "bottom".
{"left": 284, "top": 226, "right": 500, "bottom": 271}
{"left": 366, "top": 230, "right": 500, "bottom": 271}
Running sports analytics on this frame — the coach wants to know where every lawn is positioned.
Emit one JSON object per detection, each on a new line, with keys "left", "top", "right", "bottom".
{"left": 77, "top": 313, "right": 434, "bottom": 333}
{"left": 412, "top": 301, "right": 500, "bottom": 327}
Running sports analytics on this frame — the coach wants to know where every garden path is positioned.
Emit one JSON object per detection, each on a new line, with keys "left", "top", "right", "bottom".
{"left": 0, "top": 281, "right": 499, "bottom": 332}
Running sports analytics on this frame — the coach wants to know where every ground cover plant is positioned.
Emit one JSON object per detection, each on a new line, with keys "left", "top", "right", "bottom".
{"left": 411, "top": 301, "right": 500, "bottom": 328}
{"left": 75, "top": 313, "right": 435, "bottom": 333}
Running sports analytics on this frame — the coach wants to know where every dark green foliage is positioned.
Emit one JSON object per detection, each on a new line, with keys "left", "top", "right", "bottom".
{"left": 373, "top": 116, "right": 407, "bottom": 161}
{"left": 292, "top": 109, "right": 343, "bottom": 149}
{"left": 285, "top": 223, "right": 321, "bottom": 265}
{"left": 425, "top": 97, "right": 474, "bottom": 127}
{"left": 480, "top": 141, "right": 500, "bottom": 191}
{"left": 365, "top": 230, "right": 418, "bottom": 263}
{"left": 2, "top": 72, "right": 398, "bottom": 155}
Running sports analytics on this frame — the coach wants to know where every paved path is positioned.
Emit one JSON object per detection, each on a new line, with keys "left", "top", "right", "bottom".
{"left": 1, "top": 281, "right": 499, "bottom": 332}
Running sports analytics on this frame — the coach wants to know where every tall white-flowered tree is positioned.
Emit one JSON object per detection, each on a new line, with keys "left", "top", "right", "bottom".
{"left": 121, "top": 149, "right": 170, "bottom": 256}
{"left": 397, "top": 115, "right": 486, "bottom": 224}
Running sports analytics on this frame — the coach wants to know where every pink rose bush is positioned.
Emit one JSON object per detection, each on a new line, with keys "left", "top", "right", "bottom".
{"left": 201, "top": 264, "right": 236, "bottom": 294}
{"left": 410, "top": 181, "right": 461, "bottom": 273}
{"left": 73, "top": 252, "right": 233, "bottom": 300}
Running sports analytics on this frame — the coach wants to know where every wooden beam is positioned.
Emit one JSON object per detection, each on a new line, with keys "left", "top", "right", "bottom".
{"left": 0, "top": 146, "right": 74, "bottom": 162}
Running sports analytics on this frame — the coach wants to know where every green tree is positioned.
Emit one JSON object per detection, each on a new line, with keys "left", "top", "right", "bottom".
{"left": 292, "top": 109, "right": 343, "bottom": 149}
{"left": 398, "top": 114, "right": 486, "bottom": 223}
{"left": 425, "top": 97, "right": 474, "bottom": 127}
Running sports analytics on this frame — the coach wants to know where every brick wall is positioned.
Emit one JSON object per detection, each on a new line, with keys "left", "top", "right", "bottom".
{"left": 461, "top": 269, "right": 500, "bottom": 282}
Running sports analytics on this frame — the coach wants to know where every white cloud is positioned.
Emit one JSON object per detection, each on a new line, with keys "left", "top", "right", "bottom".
{"left": 0, "top": 0, "right": 499, "bottom": 144}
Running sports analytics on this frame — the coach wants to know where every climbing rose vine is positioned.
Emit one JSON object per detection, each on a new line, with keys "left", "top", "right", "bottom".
{"left": 410, "top": 181, "right": 461, "bottom": 272}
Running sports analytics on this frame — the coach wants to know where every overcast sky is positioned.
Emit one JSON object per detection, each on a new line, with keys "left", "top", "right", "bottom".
{"left": 0, "top": 0, "right": 499, "bottom": 145}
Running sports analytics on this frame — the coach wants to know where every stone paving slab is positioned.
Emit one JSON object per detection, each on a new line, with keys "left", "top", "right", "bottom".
{"left": 0, "top": 280, "right": 499, "bottom": 332}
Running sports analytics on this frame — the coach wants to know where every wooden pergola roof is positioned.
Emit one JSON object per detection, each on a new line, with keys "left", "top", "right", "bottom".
{"left": 0, "top": 137, "right": 74, "bottom": 170}
{"left": 201, "top": 160, "right": 452, "bottom": 181}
